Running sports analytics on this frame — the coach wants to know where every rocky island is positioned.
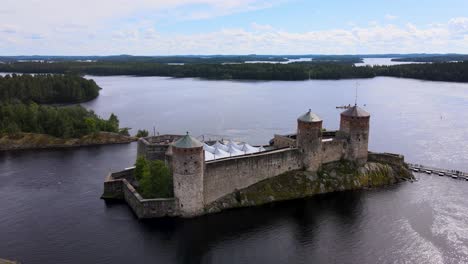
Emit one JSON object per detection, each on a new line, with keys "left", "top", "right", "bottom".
{"left": 102, "top": 105, "right": 414, "bottom": 218}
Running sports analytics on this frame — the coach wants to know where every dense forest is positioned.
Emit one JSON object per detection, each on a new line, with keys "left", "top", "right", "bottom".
{"left": 0, "top": 60, "right": 467, "bottom": 82}
{"left": 373, "top": 62, "right": 468, "bottom": 82}
{"left": 0, "top": 74, "right": 100, "bottom": 104}
{"left": 0, "top": 103, "right": 120, "bottom": 138}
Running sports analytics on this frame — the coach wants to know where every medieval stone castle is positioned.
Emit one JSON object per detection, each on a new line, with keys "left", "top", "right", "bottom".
{"left": 103, "top": 105, "right": 379, "bottom": 218}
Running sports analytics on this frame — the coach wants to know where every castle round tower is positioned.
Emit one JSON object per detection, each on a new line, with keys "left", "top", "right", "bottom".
{"left": 296, "top": 109, "right": 323, "bottom": 171}
{"left": 339, "top": 105, "right": 370, "bottom": 165}
{"left": 171, "top": 132, "right": 205, "bottom": 217}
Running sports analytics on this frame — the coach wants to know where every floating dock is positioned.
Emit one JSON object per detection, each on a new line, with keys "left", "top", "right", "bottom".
{"left": 407, "top": 163, "right": 468, "bottom": 180}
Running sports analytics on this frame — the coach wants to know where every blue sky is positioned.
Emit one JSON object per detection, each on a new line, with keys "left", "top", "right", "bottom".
{"left": 1, "top": 0, "right": 468, "bottom": 55}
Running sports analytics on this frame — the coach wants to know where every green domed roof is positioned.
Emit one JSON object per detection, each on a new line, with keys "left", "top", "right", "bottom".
{"left": 298, "top": 109, "right": 322, "bottom": 122}
{"left": 341, "top": 105, "right": 370, "bottom": 117}
{"left": 173, "top": 132, "right": 203, "bottom": 148}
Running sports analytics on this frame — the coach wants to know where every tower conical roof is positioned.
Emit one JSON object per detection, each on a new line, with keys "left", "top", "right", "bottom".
{"left": 341, "top": 105, "right": 370, "bottom": 117}
{"left": 298, "top": 109, "right": 322, "bottom": 122}
{"left": 173, "top": 132, "right": 203, "bottom": 148}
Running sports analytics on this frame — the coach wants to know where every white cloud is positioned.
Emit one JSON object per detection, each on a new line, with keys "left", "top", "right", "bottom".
{"left": 448, "top": 17, "right": 468, "bottom": 34}
{"left": 73, "top": 19, "right": 467, "bottom": 55}
{"left": 0, "top": 1, "right": 467, "bottom": 55}
{"left": 251, "top": 23, "right": 274, "bottom": 31}
{"left": 385, "top": 14, "right": 398, "bottom": 20}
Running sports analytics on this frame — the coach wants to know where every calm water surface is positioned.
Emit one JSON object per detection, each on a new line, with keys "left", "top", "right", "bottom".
{"left": 1, "top": 76, "right": 468, "bottom": 263}
{"left": 354, "top": 58, "right": 426, "bottom": 66}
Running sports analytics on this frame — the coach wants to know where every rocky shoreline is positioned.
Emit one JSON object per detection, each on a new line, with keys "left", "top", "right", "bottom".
{"left": 0, "top": 132, "right": 137, "bottom": 151}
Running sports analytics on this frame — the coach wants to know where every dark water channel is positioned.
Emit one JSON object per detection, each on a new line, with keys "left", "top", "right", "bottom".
{"left": 1, "top": 76, "right": 468, "bottom": 263}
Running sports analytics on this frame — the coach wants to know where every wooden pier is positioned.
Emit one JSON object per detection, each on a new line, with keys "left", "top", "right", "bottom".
{"left": 407, "top": 163, "right": 468, "bottom": 180}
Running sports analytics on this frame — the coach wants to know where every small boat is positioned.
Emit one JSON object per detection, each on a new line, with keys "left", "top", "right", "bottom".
{"left": 425, "top": 170, "right": 432, "bottom": 174}
{"left": 465, "top": 177, "right": 468, "bottom": 181}
{"left": 451, "top": 175, "right": 458, "bottom": 179}
{"left": 412, "top": 168, "right": 420, "bottom": 172}
{"left": 438, "top": 172, "right": 444, "bottom": 176}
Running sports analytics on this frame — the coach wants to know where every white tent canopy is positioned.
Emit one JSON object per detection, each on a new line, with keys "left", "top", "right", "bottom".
{"left": 227, "top": 140, "right": 242, "bottom": 151}
{"left": 204, "top": 140, "right": 267, "bottom": 161}
{"left": 213, "top": 146, "right": 230, "bottom": 159}
{"left": 227, "top": 145, "right": 244, "bottom": 157}
{"left": 203, "top": 143, "right": 215, "bottom": 153}
{"left": 212, "top": 141, "right": 229, "bottom": 152}
{"left": 205, "top": 150, "right": 216, "bottom": 161}
{"left": 240, "top": 143, "right": 260, "bottom": 154}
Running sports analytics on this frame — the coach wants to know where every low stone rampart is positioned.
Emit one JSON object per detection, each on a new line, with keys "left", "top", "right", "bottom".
{"left": 368, "top": 152, "right": 406, "bottom": 167}
{"left": 204, "top": 148, "right": 303, "bottom": 204}
{"left": 102, "top": 169, "right": 177, "bottom": 218}
{"left": 122, "top": 179, "right": 177, "bottom": 218}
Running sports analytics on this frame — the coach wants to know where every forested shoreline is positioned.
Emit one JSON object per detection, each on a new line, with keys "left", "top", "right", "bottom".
{"left": 0, "top": 74, "right": 134, "bottom": 150}
{"left": 0, "top": 74, "right": 100, "bottom": 104}
{"left": 0, "top": 61, "right": 467, "bottom": 82}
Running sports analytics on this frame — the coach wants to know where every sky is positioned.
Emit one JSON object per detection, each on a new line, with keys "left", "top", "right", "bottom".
{"left": 1, "top": 0, "right": 468, "bottom": 55}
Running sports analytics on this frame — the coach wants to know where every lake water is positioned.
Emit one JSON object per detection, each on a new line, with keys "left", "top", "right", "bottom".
{"left": 354, "top": 58, "right": 426, "bottom": 66}
{"left": 1, "top": 76, "right": 468, "bottom": 263}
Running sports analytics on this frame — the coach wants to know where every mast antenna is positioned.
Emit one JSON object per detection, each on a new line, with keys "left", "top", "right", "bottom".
{"left": 354, "top": 82, "right": 359, "bottom": 106}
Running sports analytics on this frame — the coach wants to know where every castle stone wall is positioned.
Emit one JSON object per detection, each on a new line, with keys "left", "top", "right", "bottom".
{"left": 321, "top": 139, "right": 346, "bottom": 164}
{"left": 204, "top": 148, "right": 303, "bottom": 205}
{"left": 272, "top": 134, "right": 296, "bottom": 148}
{"left": 137, "top": 138, "right": 169, "bottom": 161}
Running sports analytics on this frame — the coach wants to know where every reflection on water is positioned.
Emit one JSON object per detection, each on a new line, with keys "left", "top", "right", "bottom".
{"left": 1, "top": 76, "right": 468, "bottom": 264}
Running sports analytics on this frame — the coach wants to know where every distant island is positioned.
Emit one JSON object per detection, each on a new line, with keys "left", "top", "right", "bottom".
{"left": 0, "top": 59, "right": 467, "bottom": 82}
{"left": 0, "top": 74, "right": 135, "bottom": 151}
{"left": 392, "top": 54, "right": 468, "bottom": 63}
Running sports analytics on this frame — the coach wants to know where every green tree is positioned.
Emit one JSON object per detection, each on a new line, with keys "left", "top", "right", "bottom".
{"left": 84, "top": 117, "right": 98, "bottom": 134}
{"left": 118, "top": 127, "right": 130, "bottom": 136}
{"left": 136, "top": 129, "right": 149, "bottom": 138}
{"left": 139, "top": 160, "right": 173, "bottom": 198}
{"left": 134, "top": 156, "right": 148, "bottom": 181}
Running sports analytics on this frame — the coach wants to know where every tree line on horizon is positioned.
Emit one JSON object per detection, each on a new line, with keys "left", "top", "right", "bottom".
{"left": 0, "top": 61, "right": 467, "bottom": 82}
